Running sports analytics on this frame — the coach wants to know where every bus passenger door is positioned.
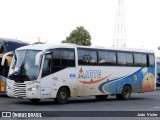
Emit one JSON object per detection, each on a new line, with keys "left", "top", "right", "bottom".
{"left": 40, "top": 54, "right": 53, "bottom": 99}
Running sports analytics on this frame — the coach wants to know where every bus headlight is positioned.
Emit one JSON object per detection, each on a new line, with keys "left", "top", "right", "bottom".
{"left": 28, "top": 85, "right": 39, "bottom": 91}
{"left": 6, "top": 85, "right": 11, "bottom": 89}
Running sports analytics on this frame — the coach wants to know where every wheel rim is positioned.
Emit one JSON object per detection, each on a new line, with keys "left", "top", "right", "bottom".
{"left": 124, "top": 88, "right": 130, "bottom": 97}
{"left": 60, "top": 91, "right": 66, "bottom": 100}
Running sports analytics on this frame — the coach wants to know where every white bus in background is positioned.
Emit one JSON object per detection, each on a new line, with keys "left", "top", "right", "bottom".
{"left": 2, "top": 43, "right": 156, "bottom": 104}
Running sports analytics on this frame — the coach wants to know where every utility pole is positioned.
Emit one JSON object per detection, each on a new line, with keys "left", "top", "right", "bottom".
{"left": 113, "top": 0, "right": 126, "bottom": 47}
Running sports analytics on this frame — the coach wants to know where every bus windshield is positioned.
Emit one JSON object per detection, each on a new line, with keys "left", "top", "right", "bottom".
{"left": 9, "top": 50, "right": 41, "bottom": 81}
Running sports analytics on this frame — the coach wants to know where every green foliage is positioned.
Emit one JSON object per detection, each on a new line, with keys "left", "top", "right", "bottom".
{"left": 62, "top": 26, "right": 91, "bottom": 46}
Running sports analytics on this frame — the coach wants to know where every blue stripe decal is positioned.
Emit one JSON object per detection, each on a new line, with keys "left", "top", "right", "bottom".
{"left": 98, "top": 67, "right": 144, "bottom": 93}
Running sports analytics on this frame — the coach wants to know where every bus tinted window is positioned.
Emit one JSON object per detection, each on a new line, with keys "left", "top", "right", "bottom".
{"left": 78, "top": 49, "right": 97, "bottom": 65}
{"left": 42, "top": 54, "right": 52, "bottom": 77}
{"left": 117, "top": 52, "right": 126, "bottom": 66}
{"left": 98, "top": 51, "right": 116, "bottom": 66}
{"left": 98, "top": 51, "right": 108, "bottom": 65}
{"left": 0, "top": 42, "right": 4, "bottom": 54}
{"left": 53, "top": 50, "right": 60, "bottom": 66}
{"left": 5, "top": 42, "right": 29, "bottom": 52}
{"left": 68, "top": 50, "right": 75, "bottom": 66}
{"left": 52, "top": 49, "right": 75, "bottom": 73}
{"left": 134, "top": 54, "right": 141, "bottom": 66}
{"left": 157, "top": 61, "right": 160, "bottom": 80}
{"left": 60, "top": 49, "right": 75, "bottom": 66}
{"left": 126, "top": 53, "right": 133, "bottom": 66}
{"left": 149, "top": 54, "right": 155, "bottom": 67}
{"left": 60, "top": 50, "right": 69, "bottom": 66}
{"left": 108, "top": 52, "right": 116, "bottom": 65}
{"left": 141, "top": 54, "right": 147, "bottom": 67}
{"left": 134, "top": 53, "right": 147, "bottom": 67}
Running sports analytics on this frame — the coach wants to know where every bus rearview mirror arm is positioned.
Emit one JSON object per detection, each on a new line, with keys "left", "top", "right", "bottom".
{"left": 1, "top": 51, "right": 14, "bottom": 66}
{"left": 35, "top": 51, "right": 51, "bottom": 66}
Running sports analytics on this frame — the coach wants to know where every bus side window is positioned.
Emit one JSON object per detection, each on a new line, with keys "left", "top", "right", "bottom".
{"left": 42, "top": 54, "right": 52, "bottom": 77}
{"left": 108, "top": 52, "right": 116, "bottom": 65}
{"left": 141, "top": 54, "right": 147, "bottom": 67}
{"left": 148, "top": 54, "right": 155, "bottom": 67}
{"left": 52, "top": 49, "right": 75, "bottom": 73}
{"left": 117, "top": 52, "right": 126, "bottom": 66}
{"left": 4, "top": 60, "right": 9, "bottom": 77}
{"left": 78, "top": 49, "right": 97, "bottom": 65}
{"left": 0, "top": 58, "right": 8, "bottom": 77}
{"left": 134, "top": 53, "right": 147, "bottom": 67}
{"left": 134, "top": 54, "right": 141, "bottom": 66}
{"left": 126, "top": 53, "right": 133, "bottom": 66}
{"left": 98, "top": 51, "right": 108, "bottom": 65}
{"left": 0, "top": 42, "right": 4, "bottom": 54}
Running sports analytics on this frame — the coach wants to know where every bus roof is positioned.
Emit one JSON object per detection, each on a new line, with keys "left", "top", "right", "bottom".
{"left": 0, "top": 38, "right": 29, "bottom": 53}
{"left": 16, "top": 43, "right": 76, "bottom": 51}
{"left": 0, "top": 38, "right": 29, "bottom": 44}
{"left": 105, "top": 46, "right": 154, "bottom": 53}
{"left": 16, "top": 43, "right": 154, "bottom": 54}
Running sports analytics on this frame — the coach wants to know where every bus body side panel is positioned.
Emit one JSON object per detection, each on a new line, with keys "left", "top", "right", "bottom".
{"left": 98, "top": 67, "right": 155, "bottom": 94}
{"left": 77, "top": 66, "right": 155, "bottom": 96}
{"left": 7, "top": 66, "right": 155, "bottom": 99}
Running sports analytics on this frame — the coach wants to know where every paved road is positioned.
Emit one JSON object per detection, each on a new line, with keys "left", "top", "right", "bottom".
{"left": 0, "top": 88, "right": 160, "bottom": 120}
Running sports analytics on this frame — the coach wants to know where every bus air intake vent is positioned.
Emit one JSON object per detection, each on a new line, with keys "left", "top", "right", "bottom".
{"left": 13, "top": 83, "right": 26, "bottom": 98}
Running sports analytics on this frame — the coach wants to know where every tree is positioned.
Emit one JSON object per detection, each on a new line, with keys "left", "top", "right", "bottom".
{"left": 62, "top": 26, "right": 91, "bottom": 46}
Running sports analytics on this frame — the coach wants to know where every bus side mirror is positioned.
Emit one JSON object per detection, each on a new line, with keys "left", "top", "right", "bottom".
{"left": 35, "top": 51, "right": 43, "bottom": 66}
{"left": 1, "top": 51, "right": 14, "bottom": 66}
{"left": 35, "top": 52, "right": 43, "bottom": 66}
{"left": 35, "top": 51, "right": 51, "bottom": 66}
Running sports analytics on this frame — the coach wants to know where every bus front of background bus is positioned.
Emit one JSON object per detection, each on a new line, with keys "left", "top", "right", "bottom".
{"left": 6, "top": 50, "right": 46, "bottom": 101}
{"left": 0, "top": 52, "right": 13, "bottom": 94}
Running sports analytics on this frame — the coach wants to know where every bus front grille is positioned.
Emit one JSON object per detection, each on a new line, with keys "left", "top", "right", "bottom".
{"left": 13, "top": 83, "right": 26, "bottom": 98}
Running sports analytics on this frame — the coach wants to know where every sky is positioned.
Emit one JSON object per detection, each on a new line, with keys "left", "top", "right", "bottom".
{"left": 0, "top": 0, "right": 160, "bottom": 56}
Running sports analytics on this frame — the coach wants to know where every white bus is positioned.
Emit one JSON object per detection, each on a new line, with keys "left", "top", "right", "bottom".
{"left": 3, "top": 43, "right": 156, "bottom": 104}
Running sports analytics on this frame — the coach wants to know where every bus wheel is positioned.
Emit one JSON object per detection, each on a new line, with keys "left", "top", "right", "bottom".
{"left": 55, "top": 87, "right": 69, "bottom": 104}
{"left": 29, "top": 99, "right": 40, "bottom": 103}
{"left": 116, "top": 85, "right": 131, "bottom": 100}
{"left": 95, "top": 95, "right": 108, "bottom": 100}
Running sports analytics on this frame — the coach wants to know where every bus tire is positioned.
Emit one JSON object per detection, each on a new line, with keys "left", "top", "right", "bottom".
{"left": 95, "top": 95, "right": 108, "bottom": 100}
{"left": 55, "top": 87, "right": 69, "bottom": 104}
{"left": 29, "top": 99, "right": 40, "bottom": 103}
{"left": 116, "top": 85, "right": 131, "bottom": 100}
